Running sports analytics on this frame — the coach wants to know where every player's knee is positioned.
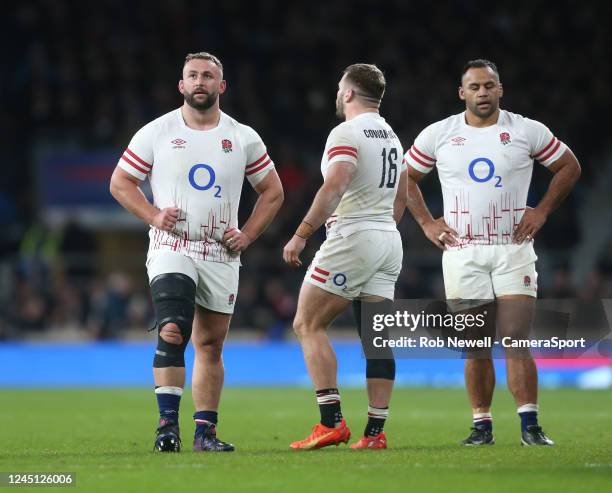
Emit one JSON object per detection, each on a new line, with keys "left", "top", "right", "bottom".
{"left": 292, "top": 316, "right": 311, "bottom": 339}
{"left": 505, "top": 347, "right": 533, "bottom": 359}
{"left": 151, "top": 273, "right": 196, "bottom": 368}
{"left": 160, "top": 323, "right": 183, "bottom": 345}
{"left": 193, "top": 334, "right": 224, "bottom": 361}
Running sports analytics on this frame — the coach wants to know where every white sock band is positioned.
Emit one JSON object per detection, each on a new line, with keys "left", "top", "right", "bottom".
{"left": 368, "top": 406, "right": 389, "bottom": 419}
{"left": 473, "top": 412, "right": 492, "bottom": 421}
{"left": 517, "top": 403, "right": 538, "bottom": 414}
{"left": 316, "top": 393, "right": 340, "bottom": 405}
{"left": 155, "top": 386, "right": 183, "bottom": 396}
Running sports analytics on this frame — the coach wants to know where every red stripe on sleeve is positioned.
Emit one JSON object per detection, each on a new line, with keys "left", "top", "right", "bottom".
{"left": 246, "top": 152, "right": 269, "bottom": 169}
{"left": 245, "top": 158, "right": 272, "bottom": 176}
{"left": 538, "top": 140, "right": 562, "bottom": 163}
{"left": 408, "top": 149, "right": 434, "bottom": 168}
{"left": 121, "top": 154, "right": 149, "bottom": 174}
{"left": 328, "top": 146, "right": 357, "bottom": 155}
{"left": 412, "top": 146, "right": 436, "bottom": 163}
{"left": 533, "top": 136, "right": 556, "bottom": 158}
{"left": 125, "top": 148, "right": 152, "bottom": 169}
{"left": 328, "top": 150, "right": 358, "bottom": 160}
{"left": 314, "top": 266, "right": 330, "bottom": 276}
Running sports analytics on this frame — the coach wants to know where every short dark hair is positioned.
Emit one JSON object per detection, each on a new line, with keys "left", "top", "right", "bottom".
{"left": 343, "top": 63, "right": 386, "bottom": 101}
{"left": 461, "top": 59, "right": 499, "bottom": 81}
{"left": 184, "top": 52, "right": 223, "bottom": 73}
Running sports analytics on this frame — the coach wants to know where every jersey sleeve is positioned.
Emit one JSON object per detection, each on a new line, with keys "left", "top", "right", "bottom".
{"left": 404, "top": 123, "right": 437, "bottom": 174}
{"left": 325, "top": 124, "right": 359, "bottom": 167}
{"left": 524, "top": 118, "right": 567, "bottom": 167}
{"left": 117, "top": 123, "right": 155, "bottom": 181}
{"left": 244, "top": 127, "right": 275, "bottom": 187}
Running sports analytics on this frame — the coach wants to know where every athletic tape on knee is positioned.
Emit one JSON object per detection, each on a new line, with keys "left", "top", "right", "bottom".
{"left": 150, "top": 273, "right": 196, "bottom": 368}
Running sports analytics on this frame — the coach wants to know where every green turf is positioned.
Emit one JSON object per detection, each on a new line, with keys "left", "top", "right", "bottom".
{"left": 1, "top": 388, "right": 611, "bottom": 492}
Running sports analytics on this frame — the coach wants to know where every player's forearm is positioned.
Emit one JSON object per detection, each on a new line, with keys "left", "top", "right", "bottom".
{"left": 406, "top": 176, "right": 435, "bottom": 228}
{"left": 241, "top": 187, "right": 284, "bottom": 241}
{"left": 110, "top": 179, "right": 158, "bottom": 226}
{"left": 393, "top": 171, "right": 408, "bottom": 224}
{"left": 535, "top": 164, "right": 581, "bottom": 216}
{"left": 301, "top": 183, "right": 344, "bottom": 232}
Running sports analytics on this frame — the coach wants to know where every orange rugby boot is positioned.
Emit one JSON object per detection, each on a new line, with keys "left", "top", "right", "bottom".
{"left": 349, "top": 432, "right": 387, "bottom": 450}
{"left": 290, "top": 419, "right": 351, "bottom": 450}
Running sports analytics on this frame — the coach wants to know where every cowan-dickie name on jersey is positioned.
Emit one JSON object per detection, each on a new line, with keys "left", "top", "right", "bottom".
{"left": 322, "top": 112, "right": 405, "bottom": 236}
{"left": 405, "top": 110, "right": 567, "bottom": 246}
{"left": 117, "top": 109, "right": 274, "bottom": 262}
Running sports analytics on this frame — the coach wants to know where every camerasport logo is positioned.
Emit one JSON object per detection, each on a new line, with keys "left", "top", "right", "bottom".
{"left": 222, "top": 139, "right": 233, "bottom": 153}
{"left": 171, "top": 138, "right": 186, "bottom": 149}
{"left": 499, "top": 132, "right": 511, "bottom": 145}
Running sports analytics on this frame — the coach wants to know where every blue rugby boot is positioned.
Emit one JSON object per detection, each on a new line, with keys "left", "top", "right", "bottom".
{"left": 521, "top": 425, "right": 554, "bottom": 446}
{"left": 154, "top": 418, "right": 181, "bottom": 452}
{"left": 193, "top": 424, "right": 235, "bottom": 452}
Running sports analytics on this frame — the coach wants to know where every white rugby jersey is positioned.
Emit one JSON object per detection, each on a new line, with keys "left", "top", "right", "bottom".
{"left": 322, "top": 112, "right": 405, "bottom": 236}
{"left": 117, "top": 108, "right": 274, "bottom": 262}
{"left": 405, "top": 110, "right": 567, "bottom": 246}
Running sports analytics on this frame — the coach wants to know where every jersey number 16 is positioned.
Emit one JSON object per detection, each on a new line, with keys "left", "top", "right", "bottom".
{"left": 379, "top": 148, "right": 398, "bottom": 188}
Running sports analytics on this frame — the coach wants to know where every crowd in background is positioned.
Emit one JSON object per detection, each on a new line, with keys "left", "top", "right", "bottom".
{"left": 1, "top": 1, "right": 611, "bottom": 340}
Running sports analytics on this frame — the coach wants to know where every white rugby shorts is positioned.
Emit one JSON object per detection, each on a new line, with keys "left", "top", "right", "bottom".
{"left": 442, "top": 243, "right": 538, "bottom": 300}
{"left": 146, "top": 250, "right": 239, "bottom": 314}
{"left": 305, "top": 229, "right": 402, "bottom": 300}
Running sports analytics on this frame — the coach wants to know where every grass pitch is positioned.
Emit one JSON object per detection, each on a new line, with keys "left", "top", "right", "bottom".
{"left": 2, "top": 388, "right": 611, "bottom": 492}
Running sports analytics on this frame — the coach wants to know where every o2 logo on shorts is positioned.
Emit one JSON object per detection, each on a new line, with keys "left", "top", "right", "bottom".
{"left": 468, "top": 157, "right": 502, "bottom": 188}
{"left": 188, "top": 163, "right": 222, "bottom": 198}
{"left": 333, "top": 273, "right": 347, "bottom": 289}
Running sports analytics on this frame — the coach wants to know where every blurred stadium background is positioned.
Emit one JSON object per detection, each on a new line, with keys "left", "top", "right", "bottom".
{"left": 1, "top": 0, "right": 611, "bottom": 388}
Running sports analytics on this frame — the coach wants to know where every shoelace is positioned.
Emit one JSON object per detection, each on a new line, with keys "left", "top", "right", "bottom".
{"left": 468, "top": 427, "right": 490, "bottom": 439}
{"left": 528, "top": 426, "right": 546, "bottom": 438}
{"left": 197, "top": 433, "right": 231, "bottom": 447}
{"left": 196, "top": 423, "right": 216, "bottom": 434}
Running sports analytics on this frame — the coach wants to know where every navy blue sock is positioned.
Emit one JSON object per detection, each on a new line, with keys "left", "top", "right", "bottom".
{"left": 473, "top": 412, "right": 493, "bottom": 431}
{"left": 155, "top": 386, "right": 182, "bottom": 424}
{"left": 194, "top": 410, "right": 218, "bottom": 435}
{"left": 518, "top": 404, "right": 539, "bottom": 432}
{"left": 519, "top": 412, "right": 538, "bottom": 432}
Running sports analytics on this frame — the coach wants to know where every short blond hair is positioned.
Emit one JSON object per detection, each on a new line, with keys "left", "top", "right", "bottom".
{"left": 184, "top": 52, "right": 223, "bottom": 73}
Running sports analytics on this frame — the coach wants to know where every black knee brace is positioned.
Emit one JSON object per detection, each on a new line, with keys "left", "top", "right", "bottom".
{"left": 365, "top": 358, "right": 396, "bottom": 380}
{"left": 150, "top": 273, "right": 196, "bottom": 368}
{"left": 353, "top": 300, "right": 396, "bottom": 381}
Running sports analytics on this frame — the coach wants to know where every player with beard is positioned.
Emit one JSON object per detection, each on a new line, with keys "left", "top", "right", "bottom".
{"left": 404, "top": 59, "right": 581, "bottom": 446}
{"left": 110, "top": 52, "right": 284, "bottom": 452}
{"left": 283, "top": 64, "right": 407, "bottom": 450}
